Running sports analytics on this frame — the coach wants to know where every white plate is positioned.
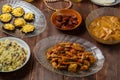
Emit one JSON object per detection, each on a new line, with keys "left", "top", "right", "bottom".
{"left": 0, "top": 37, "right": 30, "bottom": 72}
{"left": 0, "top": 0, "right": 46, "bottom": 37}
{"left": 91, "top": 0, "right": 120, "bottom": 6}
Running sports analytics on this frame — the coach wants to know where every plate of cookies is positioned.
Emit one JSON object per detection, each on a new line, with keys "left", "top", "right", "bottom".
{"left": 0, "top": 0, "right": 46, "bottom": 37}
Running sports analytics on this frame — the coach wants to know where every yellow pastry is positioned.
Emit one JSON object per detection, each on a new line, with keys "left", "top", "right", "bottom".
{"left": 24, "top": 0, "right": 34, "bottom": 2}
{"left": 21, "top": 24, "right": 35, "bottom": 33}
{"left": 3, "top": 23, "right": 15, "bottom": 31}
{"left": 2, "top": 4, "right": 12, "bottom": 13}
{"left": 24, "top": 12, "right": 34, "bottom": 21}
{"left": 12, "top": 7, "right": 24, "bottom": 17}
{"left": 0, "top": 13, "right": 12, "bottom": 22}
{"left": 14, "top": 18, "right": 26, "bottom": 27}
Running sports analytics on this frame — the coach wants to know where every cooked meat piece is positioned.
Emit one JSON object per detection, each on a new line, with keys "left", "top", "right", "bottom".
{"left": 68, "top": 63, "right": 78, "bottom": 72}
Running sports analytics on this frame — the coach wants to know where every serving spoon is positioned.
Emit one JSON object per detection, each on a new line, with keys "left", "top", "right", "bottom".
{"left": 91, "top": 0, "right": 120, "bottom": 6}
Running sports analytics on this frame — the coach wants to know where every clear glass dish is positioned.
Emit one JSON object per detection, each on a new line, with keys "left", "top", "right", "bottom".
{"left": 34, "top": 34, "right": 105, "bottom": 77}
{"left": 0, "top": 0, "right": 46, "bottom": 37}
{"left": 86, "top": 7, "right": 120, "bottom": 44}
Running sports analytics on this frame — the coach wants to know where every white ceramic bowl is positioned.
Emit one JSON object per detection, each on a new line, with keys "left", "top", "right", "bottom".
{"left": 0, "top": 37, "right": 30, "bottom": 72}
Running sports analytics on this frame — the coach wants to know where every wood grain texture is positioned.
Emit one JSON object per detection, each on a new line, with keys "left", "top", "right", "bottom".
{"left": 0, "top": 0, "right": 120, "bottom": 80}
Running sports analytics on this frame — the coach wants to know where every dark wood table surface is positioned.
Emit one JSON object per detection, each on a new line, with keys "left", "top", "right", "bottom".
{"left": 0, "top": 0, "right": 120, "bottom": 80}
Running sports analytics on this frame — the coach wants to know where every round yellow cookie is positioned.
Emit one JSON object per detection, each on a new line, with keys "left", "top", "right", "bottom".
{"left": 24, "top": 12, "right": 34, "bottom": 21}
{"left": 2, "top": 4, "right": 12, "bottom": 13}
{"left": 3, "top": 23, "right": 15, "bottom": 31}
{"left": 14, "top": 18, "right": 26, "bottom": 27}
{"left": 0, "top": 13, "right": 12, "bottom": 23}
{"left": 12, "top": 7, "right": 24, "bottom": 17}
{"left": 21, "top": 24, "right": 35, "bottom": 33}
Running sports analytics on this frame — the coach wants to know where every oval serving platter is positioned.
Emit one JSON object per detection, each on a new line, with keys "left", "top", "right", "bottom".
{"left": 34, "top": 34, "right": 105, "bottom": 77}
{"left": 0, "top": 0, "right": 46, "bottom": 37}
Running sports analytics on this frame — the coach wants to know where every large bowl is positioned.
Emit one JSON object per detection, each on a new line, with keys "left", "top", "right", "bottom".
{"left": 86, "top": 7, "right": 120, "bottom": 44}
{"left": 34, "top": 34, "right": 105, "bottom": 77}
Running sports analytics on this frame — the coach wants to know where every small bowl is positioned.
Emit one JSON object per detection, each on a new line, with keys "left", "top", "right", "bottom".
{"left": 86, "top": 7, "right": 120, "bottom": 44}
{"left": 0, "top": 37, "right": 30, "bottom": 72}
{"left": 51, "top": 9, "right": 82, "bottom": 30}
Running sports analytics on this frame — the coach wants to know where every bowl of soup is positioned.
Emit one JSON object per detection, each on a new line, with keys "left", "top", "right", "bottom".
{"left": 86, "top": 7, "right": 120, "bottom": 44}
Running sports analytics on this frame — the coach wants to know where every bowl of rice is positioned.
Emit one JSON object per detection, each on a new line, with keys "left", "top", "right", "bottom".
{"left": 0, "top": 37, "right": 30, "bottom": 72}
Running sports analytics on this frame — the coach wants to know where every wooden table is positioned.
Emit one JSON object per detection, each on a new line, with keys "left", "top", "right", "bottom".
{"left": 0, "top": 0, "right": 120, "bottom": 80}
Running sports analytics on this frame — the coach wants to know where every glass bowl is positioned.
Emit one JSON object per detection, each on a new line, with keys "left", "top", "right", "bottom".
{"left": 0, "top": 37, "right": 30, "bottom": 72}
{"left": 34, "top": 34, "right": 105, "bottom": 77}
{"left": 86, "top": 7, "right": 120, "bottom": 44}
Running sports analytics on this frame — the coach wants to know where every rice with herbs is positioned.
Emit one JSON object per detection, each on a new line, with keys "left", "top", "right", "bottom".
{"left": 0, "top": 39, "right": 28, "bottom": 72}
